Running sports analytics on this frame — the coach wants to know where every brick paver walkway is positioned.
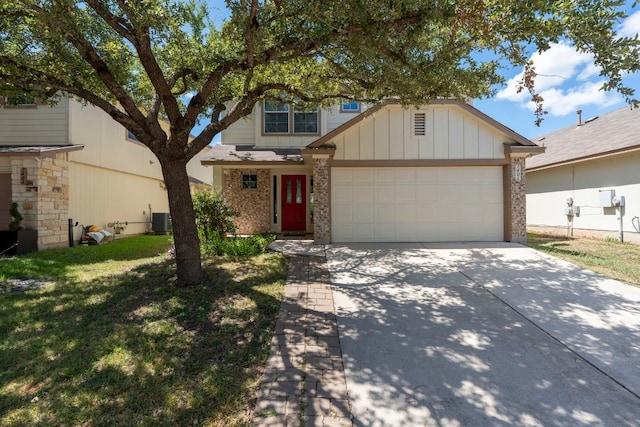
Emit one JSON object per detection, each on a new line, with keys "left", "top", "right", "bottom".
{"left": 253, "top": 254, "right": 353, "bottom": 427}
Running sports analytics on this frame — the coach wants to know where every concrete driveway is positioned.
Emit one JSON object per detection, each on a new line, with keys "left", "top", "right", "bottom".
{"left": 325, "top": 243, "right": 640, "bottom": 427}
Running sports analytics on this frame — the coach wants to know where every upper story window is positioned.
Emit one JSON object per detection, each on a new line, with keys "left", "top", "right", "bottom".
{"left": 263, "top": 101, "right": 319, "bottom": 135}
{"left": 126, "top": 129, "right": 141, "bottom": 143}
{"left": 340, "top": 99, "right": 360, "bottom": 112}
{"left": 1, "top": 94, "right": 38, "bottom": 108}
{"left": 264, "top": 101, "right": 290, "bottom": 133}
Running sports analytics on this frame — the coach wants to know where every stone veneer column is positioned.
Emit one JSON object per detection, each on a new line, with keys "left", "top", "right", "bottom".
{"left": 11, "top": 153, "right": 70, "bottom": 249}
{"left": 507, "top": 156, "right": 527, "bottom": 244}
{"left": 312, "top": 156, "right": 331, "bottom": 244}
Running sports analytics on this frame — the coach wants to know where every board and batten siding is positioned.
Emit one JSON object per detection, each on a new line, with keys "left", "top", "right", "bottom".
{"left": 0, "top": 98, "right": 69, "bottom": 145}
{"left": 333, "top": 105, "right": 507, "bottom": 161}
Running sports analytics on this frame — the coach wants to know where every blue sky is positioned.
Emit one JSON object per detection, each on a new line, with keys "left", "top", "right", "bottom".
{"left": 201, "top": 0, "right": 640, "bottom": 142}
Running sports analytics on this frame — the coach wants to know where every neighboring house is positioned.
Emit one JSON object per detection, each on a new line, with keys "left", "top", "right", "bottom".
{"left": 202, "top": 99, "right": 543, "bottom": 244}
{"left": 526, "top": 106, "right": 640, "bottom": 244}
{"left": 0, "top": 96, "right": 212, "bottom": 252}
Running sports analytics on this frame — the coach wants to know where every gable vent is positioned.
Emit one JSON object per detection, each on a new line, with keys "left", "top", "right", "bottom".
{"left": 414, "top": 112, "right": 426, "bottom": 136}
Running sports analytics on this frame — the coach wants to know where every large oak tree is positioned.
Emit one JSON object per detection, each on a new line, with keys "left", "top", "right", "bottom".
{"left": 1, "top": 0, "right": 638, "bottom": 285}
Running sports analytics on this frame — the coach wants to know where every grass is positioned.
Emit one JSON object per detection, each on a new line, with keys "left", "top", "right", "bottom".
{"left": 0, "top": 235, "right": 287, "bottom": 426}
{"left": 527, "top": 232, "right": 640, "bottom": 287}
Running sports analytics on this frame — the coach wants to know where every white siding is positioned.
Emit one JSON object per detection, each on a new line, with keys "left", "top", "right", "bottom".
{"left": 69, "top": 162, "right": 170, "bottom": 237}
{"left": 332, "top": 105, "right": 509, "bottom": 161}
{"left": 0, "top": 98, "right": 69, "bottom": 145}
{"left": 66, "top": 99, "right": 210, "bottom": 187}
{"left": 527, "top": 151, "right": 640, "bottom": 235}
{"left": 68, "top": 100, "right": 165, "bottom": 180}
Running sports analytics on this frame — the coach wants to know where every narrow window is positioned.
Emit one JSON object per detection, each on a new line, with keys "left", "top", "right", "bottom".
{"left": 310, "top": 176, "right": 314, "bottom": 224}
{"left": 414, "top": 112, "right": 426, "bottom": 136}
{"left": 264, "top": 101, "right": 289, "bottom": 133}
{"left": 242, "top": 173, "right": 258, "bottom": 189}
{"left": 273, "top": 175, "right": 278, "bottom": 224}
{"left": 286, "top": 178, "right": 292, "bottom": 203}
{"left": 296, "top": 178, "right": 303, "bottom": 204}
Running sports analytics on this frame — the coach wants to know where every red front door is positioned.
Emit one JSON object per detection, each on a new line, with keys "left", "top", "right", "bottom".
{"left": 281, "top": 175, "right": 306, "bottom": 231}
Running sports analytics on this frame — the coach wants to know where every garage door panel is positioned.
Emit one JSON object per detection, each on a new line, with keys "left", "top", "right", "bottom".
{"left": 396, "top": 168, "right": 416, "bottom": 183}
{"left": 396, "top": 187, "right": 416, "bottom": 202}
{"left": 374, "top": 206, "right": 396, "bottom": 222}
{"left": 375, "top": 169, "right": 395, "bottom": 183}
{"left": 332, "top": 167, "right": 503, "bottom": 242}
{"left": 333, "top": 168, "right": 353, "bottom": 183}
{"left": 416, "top": 168, "right": 438, "bottom": 183}
{"left": 354, "top": 205, "right": 373, "bottom": 222}
{"left": 355, "top": 168, "right": 374, "bottom": 183}
{"left": 375, "top": 187, "right": 395, "bottom": 202}
{"left": 355, "top": 187, "right": 374, "bottom": 202}
{"left": 333, "top": 186, "right": 353, "bottom": 203}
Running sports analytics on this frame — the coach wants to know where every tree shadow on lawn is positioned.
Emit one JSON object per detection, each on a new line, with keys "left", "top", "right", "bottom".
{"left": 0, "top": 254, "right": 287, "bottom": 426}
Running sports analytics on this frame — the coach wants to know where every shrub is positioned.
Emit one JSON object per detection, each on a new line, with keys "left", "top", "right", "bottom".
{"left": 204, "top": 233, "right": 277, "bottom": 257}
{"left": 192, "top": 190, "right": 238, "bottom": 240}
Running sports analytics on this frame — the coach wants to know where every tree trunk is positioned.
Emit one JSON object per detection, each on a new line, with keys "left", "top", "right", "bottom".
{"left": 159, "top": 155, "right": 204, "bottom": 286}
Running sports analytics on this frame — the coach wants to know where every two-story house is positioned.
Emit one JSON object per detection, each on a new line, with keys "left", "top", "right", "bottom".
{"left": 0, "top": 96, "right": 211, "bottom": 253}
{"left": 202, "top": 99, "right": 544, "bottom": 244}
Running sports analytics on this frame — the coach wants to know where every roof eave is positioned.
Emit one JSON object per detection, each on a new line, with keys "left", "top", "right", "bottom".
{"left": 0, "top": 144, "right": 84, "bottom": 157}
{"left": 201, "top": 159, "right": 305, "bottom": 166}
{"left": 527, "top": 144, "right": 640, "bottom": 172}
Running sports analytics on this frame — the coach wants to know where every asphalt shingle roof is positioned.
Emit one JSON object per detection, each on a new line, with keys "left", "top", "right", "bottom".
{"left": 202, "top": 144, "right": 303, "bottom": 164}
{"left": 526, "top": 105, "right": 640, "bottom": 170}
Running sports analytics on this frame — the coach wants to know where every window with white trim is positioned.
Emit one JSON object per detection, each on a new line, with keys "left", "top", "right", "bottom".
{"left": 263, "top": 101, "right": 319, "bottom": 135}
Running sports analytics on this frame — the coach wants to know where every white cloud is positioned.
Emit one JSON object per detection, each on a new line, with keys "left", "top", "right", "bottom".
{"left": 495, "top": 41, "right": 623, "bottom": 117}
{"left": 536, "top": 81, "right": 622, "bottom": 116}
{"left": 618, "top": 10, "right": 640, "bottom": 38}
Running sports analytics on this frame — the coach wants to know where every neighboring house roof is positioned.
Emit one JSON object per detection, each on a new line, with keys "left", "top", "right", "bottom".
{"left": 0, "top": 144, "right": 84, "bottom": 157}
{"left": 527, "top": 105, "right": 640, "bottom": 171}
{"left": 201, "top": 144, "right": 303, "bottom": 165}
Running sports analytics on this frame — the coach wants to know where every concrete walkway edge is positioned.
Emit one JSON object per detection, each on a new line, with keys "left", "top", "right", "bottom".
{"left": 253, "top": 252, "right": 353, "bottom": 427}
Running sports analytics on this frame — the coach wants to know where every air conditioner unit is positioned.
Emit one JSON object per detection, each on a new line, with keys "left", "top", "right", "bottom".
{"left": 152, "top": 212, "right": 172, "bottom": 233}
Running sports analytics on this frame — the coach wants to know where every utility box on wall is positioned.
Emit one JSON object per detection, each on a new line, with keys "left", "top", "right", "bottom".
{"left": 152, "top": 212, "right": 172, "bottom": 234}
{"left": 599, "top": 189, "right": 615, "bottom": 208}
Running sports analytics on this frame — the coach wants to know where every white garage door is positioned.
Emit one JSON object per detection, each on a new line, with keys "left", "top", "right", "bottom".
{"left": 331, "top": 167, "right": 504, "bottom": 242}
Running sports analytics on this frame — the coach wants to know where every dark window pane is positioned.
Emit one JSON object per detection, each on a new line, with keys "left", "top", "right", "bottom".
{"left": 242, "top": 174, "right": 258, "bottom": 189}
{"left": 265, "top": 112, "right": 289, "bottom": 133}
{"left": 293, "top": 110, "right": 318, "bottom": 134}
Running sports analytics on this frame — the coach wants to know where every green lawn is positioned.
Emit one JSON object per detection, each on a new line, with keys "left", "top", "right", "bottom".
{"left": 0, "top": 236, "right": 287, "bottom": 426}
{"left": 527, "top": 232, "right": 640, "bottom": 287}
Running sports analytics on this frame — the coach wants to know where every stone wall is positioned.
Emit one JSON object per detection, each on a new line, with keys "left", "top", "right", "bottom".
{"left": 312, "top": 157, "right": 331, "bottom": 244}
{"left": 508, "top": 157, "right": 527, "bottom": 244}
{"left": 10, "top": 154, "right": 70, "bottom": 249}
{"left": 222, "top": 168, "right": 271, "bottom": 235}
